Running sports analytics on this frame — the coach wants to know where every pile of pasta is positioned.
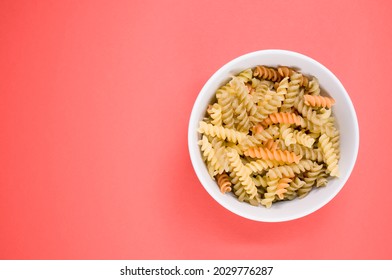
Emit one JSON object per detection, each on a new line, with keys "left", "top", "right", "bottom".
{"left": 198, "top": 65, "right": 340, "bottom": 208}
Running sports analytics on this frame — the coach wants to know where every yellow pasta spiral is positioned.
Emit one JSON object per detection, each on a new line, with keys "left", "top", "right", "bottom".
{"left": 285, "top": 177, "right": 306, "bottom": 200}
{"left": 207, "top": 103, "right": 222, "bottom": 126}
{"left": 275, "top": 76, "right": 289, "bottom": 102}
{"left": 293, "top": 130, "right": 315, "bottom": 148}
{"left": 198, "top": 121, "right": 247, "bottom": 144}
{"left": 280, "top": 124, "right": 296, "bottom": 146}
{"left": 252, "top": 175, "right": 268, "bottom": 188}
{"left": 198, "top": 135, "right": 225, "bottom": 176}
{"left": 304, "top": 94, "right": 336, "bottom": 108}
{"left": 230, "top": 77, "right": 258, "bottom": 116}
{"left": 266, "top": 160, "right": 314, "bottom": 179}
{"left": 245, "top": 159, "right": 279, "bottom": 174}
{"left": 226, "top": 149, "right": 258, "bottom": 199}
{"left": 230, "top": 176, "right": 260, "bottom": 205}
{"left": 236, "top": 68, "right": 253, "bottom": 83}
{"left": 216, "top": 84, "right": 235, "bottom": 128}
{"left": 278, "top": 141, "right": 324, "bottom": 163}
{"left": 319, "top": 134, "right": 340, "bottom": 177}
{"left": 296, "top": 163, "right": 324, "bottom": 197}
{"left": 234, "top": 102, "right": 251, "bottom": 133}
{"left": 261, "top": 178, "right": 279, "bottom": 208}
{"left": 244, "top": 146, "right": 301, "bottom": 164}
{"left": 303, "top": 163, "right": 324, "bottom": 189}
{"left": 306, "top": 77, "right": 321, "bottom": 96}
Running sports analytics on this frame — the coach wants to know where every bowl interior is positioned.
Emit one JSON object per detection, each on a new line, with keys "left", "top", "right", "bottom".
{"left": 188, "top": 50, "right": 359, "bottom": 222}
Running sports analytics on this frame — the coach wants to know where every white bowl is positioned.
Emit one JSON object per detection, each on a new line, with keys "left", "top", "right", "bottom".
{"left": 188, "top": 49, "right": 359, "bottom": 222}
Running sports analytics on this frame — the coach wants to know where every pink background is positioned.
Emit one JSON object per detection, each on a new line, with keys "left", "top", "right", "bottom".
{"left": 1, "top": 0, "right": 391, "bottom": 259}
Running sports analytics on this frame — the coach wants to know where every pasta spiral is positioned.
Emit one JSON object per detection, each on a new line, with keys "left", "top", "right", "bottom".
{"left": 215, "top": 173, "right": 232, "bottom": 194}
{"left": 285, "top": 177, "right": 306, "bottom": 200}
{"left": 278, "top": 141, "right": 324, "bottom": 163}
{"left": 281, "top": 72, "right": 301, "bottom": 112}
{"left": 280, "top": 124, "right": 296, "bottom": 146}
{"left": 207, "top": 103, "right": 222, "bottom": 126}
{"left": 266, "top": 159, "right": 314, "bottom": 179}
{"left": 198, "top": 135, "right": 224, "bottom": 176}
{"left": 304, "top": 94, "right": 336, "bottom": 108}
{"left": 210, "top": 137, "right": 229, "bottom": 172}
{"left": 293, "top": 130, "right": 315, "bottom": 148}
{"left": 198, "top": 121, "right": 247, "bottom": 144}
{"left": 244, "top": 146, "right": 301, "bottom": 164}
{"left": 252, "top": 175, "right": 268, "bottom": 188}
{"left": 275, "top": 76, "right": 289, "bottom": 102}
{"left": 216, "top": 84, "right": 235, "bottom": 128}
{"left": 236, "top": 68, "right": 253, "bottom": 83}
{"left": 227, "top": 149, "right": 258, "bottom": 199}
{"left": 230, "top": 77, "right": 258, "bottom": 116}
{"left": 298, "top": 163, "right": 325, "bottom": 198}
{"left": 262, "top": 112, "right": 301, "bottom": 127}
{"left": 319, "top": 134, "right": 340, "bottom": 177}
{"left": 253, "top": 65, "right": 281, "bottom": 81}
{"left": 306, "top": 77, "right": 321, "bottom": 96}
{"left": 234, "top": 102, "right": 251, "bottom": 133}
{"left": 245, "top": 159, "right": 279, "bottom": 174}
{"left": 261, "top": 178, "right": 279, "bottom": 208}
{"left": 230, "top": 175, "right": 261, "bottom": 205}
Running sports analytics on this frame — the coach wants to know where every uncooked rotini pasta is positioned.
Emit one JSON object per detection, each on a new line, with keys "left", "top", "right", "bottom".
{"left": 197, "top": 65, "right": 340, "bottom": 208}
{"left": 279, "top": 124, "right": 297, "bottom": 146}
{"left": 226, "top": 148, "right": 258, "bottom": 199}
{"left": 253, "top": 65, "right": 281, "bottom": 82}
{"left": 244, "top": 146, "right": 301, "bottom": 164}
{"left": 207, "top": 103, "right": 222, "bottom": 126}
{"left": 306, "top": 77, "right": 321, "bottom": 96}
{"left": 215, "top": 173, "right": 232, "bottom": 194}
{"left": 281, "top": 72, "right": 301, "bottom": 112}
{"left": 304, "top": 94, "right": 336, "bottom": 108}
{"left": 318, "top": 134, "right": 340, "bottom": 177}
{"left": 266, "top": 159, "right": 314, "bottom": 179}
{"left": 261, "top": 112, "right": 302, "bottom": 127}
{"left": 198, "top": 121, "right": 247, "bottom": 144}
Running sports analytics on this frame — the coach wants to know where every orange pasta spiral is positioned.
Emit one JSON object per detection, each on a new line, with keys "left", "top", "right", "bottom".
{"left": 304, "top": 94, "right": 335, "bottom": 108}
{"left": 261, "top": 112, "right": 302, "bottom": 127}
{"left": 253, "top": 66, "right": 281, "bottom": 82}
{"left": 215, "top": 173, "right": 232, "bottom": 194}
{"left": 243, "top": 147, "right": 301, "bottom": 164}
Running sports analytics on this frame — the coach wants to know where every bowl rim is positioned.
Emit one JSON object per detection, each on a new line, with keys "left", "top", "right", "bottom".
{"left": 188, "top": 49, "right": 359, "bottom": 222}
